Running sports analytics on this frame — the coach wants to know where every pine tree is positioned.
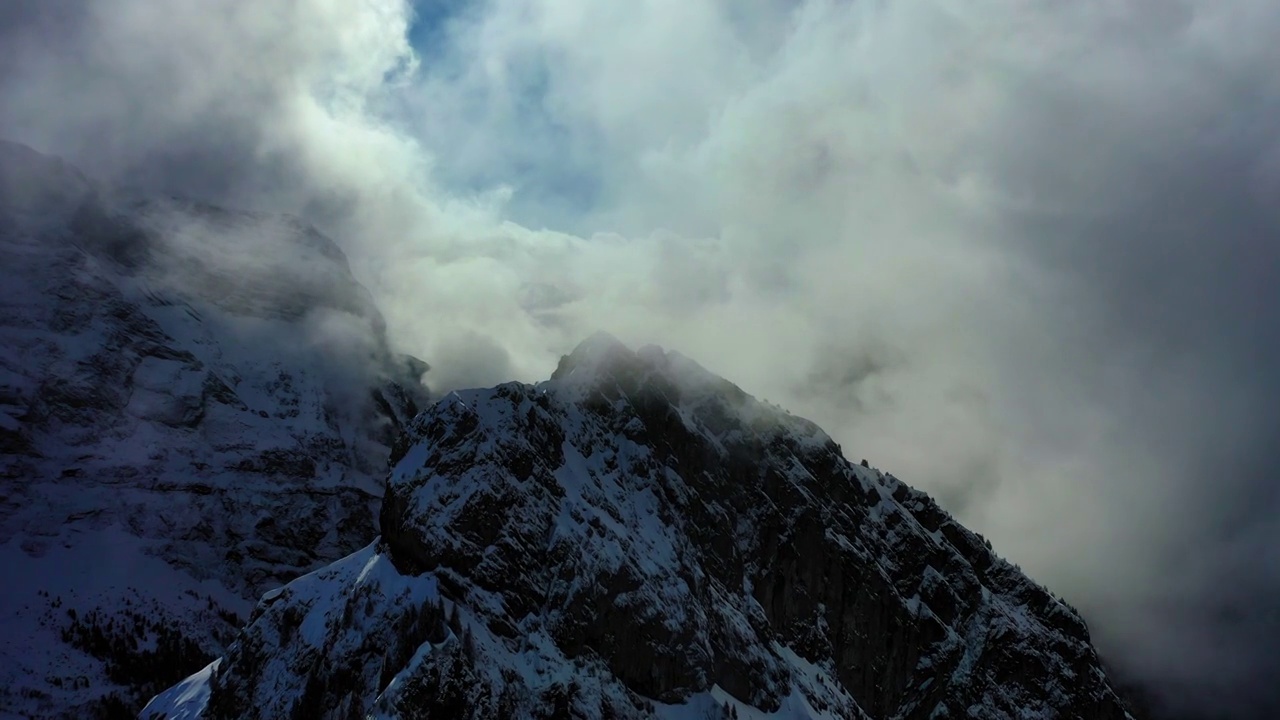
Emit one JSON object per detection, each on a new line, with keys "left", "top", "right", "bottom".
{"left": 378, "top": 651, "right": 396, "bottom": 692}
{"left": 462, "top": 626, "right": 477, "bottom": 661}
{"left": 447, "top": 603, "right": 463, "bottom": 636}
{"left": 291, "top": 670, "right": 326, "bottom": 720}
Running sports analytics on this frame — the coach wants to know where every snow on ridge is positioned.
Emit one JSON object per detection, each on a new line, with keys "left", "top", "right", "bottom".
{"left": 294, "top": 336, "right": 1132, "bottom": 719}
{"left": 140, "top": 659, "right": 221, "bottom": 720}
{"left": 146, "top": 534, "right": 870, "bottom": 720}
{"left": 0, "top": 139, "right": 93, "bottom": 219}
{"left": 0, "top": 140, "right": 430, "bottom": 717}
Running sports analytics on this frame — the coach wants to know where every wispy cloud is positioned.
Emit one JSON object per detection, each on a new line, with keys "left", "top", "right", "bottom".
{"left": 3, "top": 0, "right": 1278, "bottom": 713}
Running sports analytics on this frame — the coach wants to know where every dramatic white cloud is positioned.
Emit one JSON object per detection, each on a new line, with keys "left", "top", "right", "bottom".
{"left": 3, "top": 0, "right": 1279, "bottom": 713}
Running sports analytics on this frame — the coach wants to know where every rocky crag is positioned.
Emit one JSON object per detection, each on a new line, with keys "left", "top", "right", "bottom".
{"left": 150, "top": 334, "right": 1135, "bottom": 720}
{"left": 0, "top": 141, "right": 428, "bottom": 717}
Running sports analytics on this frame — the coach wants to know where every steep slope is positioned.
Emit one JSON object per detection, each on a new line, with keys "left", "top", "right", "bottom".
{"left": 151, "top": 334, "right": 1134, "bottom": 719}
{"left": 0, "top": 141, "right": 429, "bottom": 717}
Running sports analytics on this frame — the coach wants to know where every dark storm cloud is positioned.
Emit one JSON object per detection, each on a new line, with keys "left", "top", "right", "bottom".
{"left": 2, "top": 0, "right": 1279, "bottom": 716}
{"left": 987, "top": 56, "right": 1280, "bottom": 715}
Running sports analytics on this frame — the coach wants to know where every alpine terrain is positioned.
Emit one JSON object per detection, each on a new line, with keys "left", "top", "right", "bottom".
{"left": 144, "top": 333, "right": 1138, "bottom": 720}
{"left": 0, "top": 141, "right": 429, "bottom": 718}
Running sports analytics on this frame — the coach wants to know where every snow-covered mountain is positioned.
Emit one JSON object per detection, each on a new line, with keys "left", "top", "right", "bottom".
{"left": 0, "top": 141, "right": 429, "bottom": 718}
{"left": 147, "top": 333, "right": 1136, "bottom": 719}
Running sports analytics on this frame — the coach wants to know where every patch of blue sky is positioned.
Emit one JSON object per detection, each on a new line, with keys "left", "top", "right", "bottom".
{"left": 401, "top": 0, "right": 607, "bottom": 233}
{"left": 406, "top": 0, "right": 467, "bottom": 59}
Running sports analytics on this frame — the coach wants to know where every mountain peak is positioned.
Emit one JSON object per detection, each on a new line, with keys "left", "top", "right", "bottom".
{"left": 549, "top": 330, "right": 636, "bottom": 382}
{"left": 566, "top": 329, "right": 631, "bottom": 360}
{"left": 0, "top": 139, "right": 92, "bottom": 217}
{"left": 550, "top": 333, "right": 750, "bottom": 415}
{"left": 177, "top": 337, "right": 1135, "bottom": 720}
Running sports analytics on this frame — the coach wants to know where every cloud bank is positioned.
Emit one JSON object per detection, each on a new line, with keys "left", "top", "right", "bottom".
{"left": 3, "top": 0, "right": 1279, "bottom": 714}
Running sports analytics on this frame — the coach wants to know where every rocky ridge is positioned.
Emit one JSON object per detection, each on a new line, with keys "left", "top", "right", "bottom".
{"left": 0, "top": 140, "right": 429, "bottom": 717}
{"left": 151, "top": 334, "right": 1135, "bottom": 719}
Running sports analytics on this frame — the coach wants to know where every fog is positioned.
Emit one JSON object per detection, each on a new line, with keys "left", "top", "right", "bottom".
{"left": 3, "top": 0, "right": 1278, "bottom": 714}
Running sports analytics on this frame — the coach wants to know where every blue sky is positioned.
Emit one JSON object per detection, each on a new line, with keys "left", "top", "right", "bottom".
{"left": 401, "top": 0, "right": 605, "bottom": 233}
{"left": 407, "top": 0, "right": 458, "bottom": 49}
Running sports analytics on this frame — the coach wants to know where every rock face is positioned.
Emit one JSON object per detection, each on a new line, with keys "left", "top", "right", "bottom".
{"left": 154, "top": 334, "right": 1135, "bottom": 719}
{"left": 0, "top": 141, "right": 429, "bottom": 717}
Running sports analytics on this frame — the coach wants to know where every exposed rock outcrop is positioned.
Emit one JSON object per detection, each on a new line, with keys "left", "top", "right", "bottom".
{"left": 0, "top": 141, "right": 430, "bottom": 718}
{"left": 160, "top": 334, "right": 1134, "bottom": 719}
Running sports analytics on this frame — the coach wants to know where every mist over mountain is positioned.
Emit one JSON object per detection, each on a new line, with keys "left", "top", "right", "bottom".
{"left": 145, "top": 334, "right": 1135, "bottom": 720}
{"left": 1, "top": 0, "right": 1279, "bottom": 717}
{"left": 0, "top": 140, "right": 428, "bottom": 716}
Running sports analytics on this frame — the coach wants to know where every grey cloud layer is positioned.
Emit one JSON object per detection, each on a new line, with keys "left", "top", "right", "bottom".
{"left": 3, "top": 0, "right": 1278, "bottom": 715}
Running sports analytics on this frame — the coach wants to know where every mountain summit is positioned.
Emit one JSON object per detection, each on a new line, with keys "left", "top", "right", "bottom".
{"left": 148, "top": 335, "right": 1134, "bottom": 719}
